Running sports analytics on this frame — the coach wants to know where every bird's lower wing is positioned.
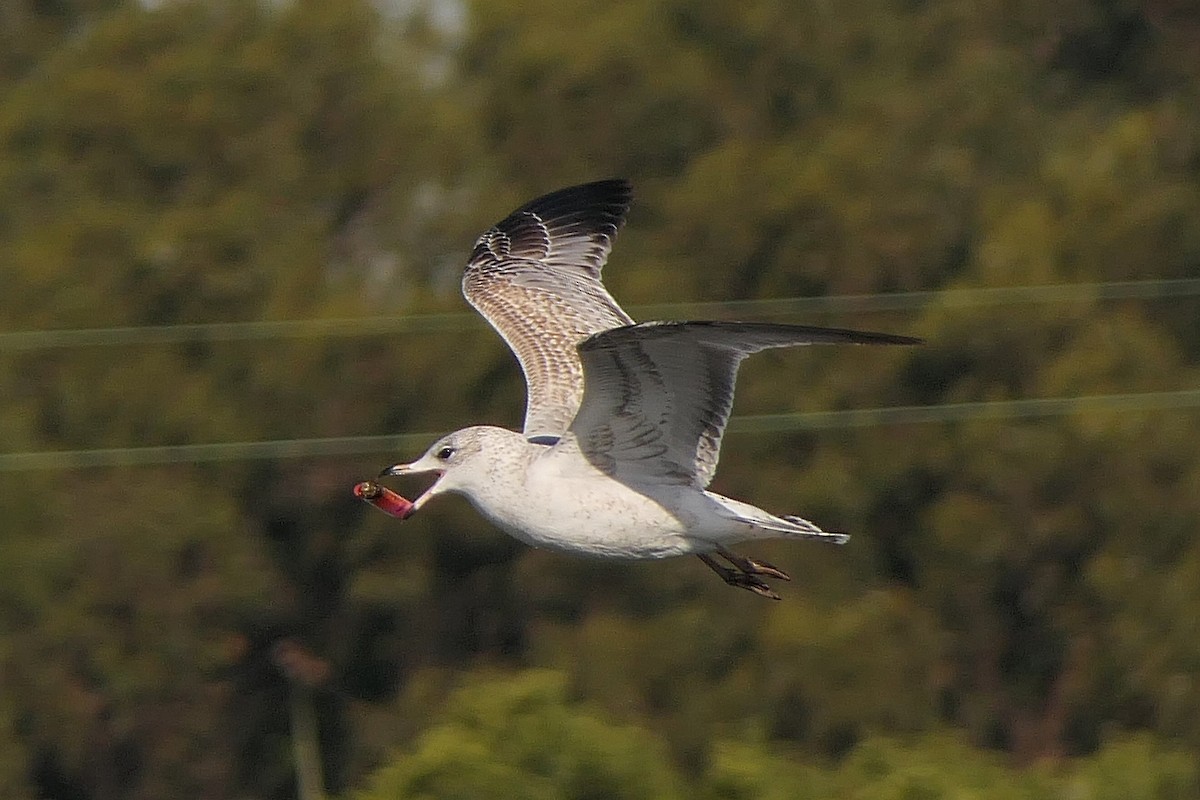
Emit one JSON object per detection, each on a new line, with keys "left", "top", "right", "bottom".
{"left": 553, "top": 321, "right": 921, "bottom": 488}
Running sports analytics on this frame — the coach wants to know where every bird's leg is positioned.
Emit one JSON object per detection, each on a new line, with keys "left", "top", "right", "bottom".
{"left": 715, "top": 546, "right": 791, "bottom": 582}
{"left": 697, "top": 554, "right": 781, "bottom": 600}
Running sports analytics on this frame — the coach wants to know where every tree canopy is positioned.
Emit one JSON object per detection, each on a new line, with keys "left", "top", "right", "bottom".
{"left": 1, "top": 0, "right": 1198, "bottom": 797}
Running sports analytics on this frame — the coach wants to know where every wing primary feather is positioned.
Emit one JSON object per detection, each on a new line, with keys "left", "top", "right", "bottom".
{"left": 462, "top": 180, "right": 636, "bottom": 439}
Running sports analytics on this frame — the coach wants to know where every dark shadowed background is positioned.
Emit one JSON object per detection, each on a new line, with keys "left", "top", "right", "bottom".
{"left": 2, "top": 0, "right": 1199, "bottom": 798}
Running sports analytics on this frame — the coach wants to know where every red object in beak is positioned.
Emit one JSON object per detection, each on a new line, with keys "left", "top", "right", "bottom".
{"left": 353, "top": 481, "right": 415, "bottom": 519}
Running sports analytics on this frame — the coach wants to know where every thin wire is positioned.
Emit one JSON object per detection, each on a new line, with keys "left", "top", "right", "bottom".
{"left": 728, "top": 387, "right": 1200, "bottom": 432}
{"left": 2, "top": 277, "right": 1199, "bottom": 351}
{"left": 2, "top": 388, "right": 1196, "bottom": 472}
{"left": 0, "top": 433, "right": 433, "bottom": 472}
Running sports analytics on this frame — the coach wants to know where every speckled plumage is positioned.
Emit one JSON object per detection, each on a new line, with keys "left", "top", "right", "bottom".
{"left": 462, "top": 179, "right": 634, "bottom": 440}
{"left": 388, "top": 425, "right": 844, "bottom": 561}
{"left": 381, "top": 181, "right": 922, "bottom": 598}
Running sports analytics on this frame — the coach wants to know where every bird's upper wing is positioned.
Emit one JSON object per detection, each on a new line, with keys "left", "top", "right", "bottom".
{"left": 463, "top": 179, "right": 635, "bottom": 441}
{"left": 552, "top": 321, "right": 922, "bottom": 488}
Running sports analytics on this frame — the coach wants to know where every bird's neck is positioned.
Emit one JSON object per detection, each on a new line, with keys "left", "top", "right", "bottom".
{"left": 458, "top": 436, "right": 542, "bottom": 523}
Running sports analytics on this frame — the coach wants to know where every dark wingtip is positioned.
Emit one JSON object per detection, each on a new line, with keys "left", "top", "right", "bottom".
{"left": 581, "top": 320, "right": 925, "bottom": 350}
{"left": 878, "top": 333, "right": 924, "bottom": 346}
{"left": 471, "top": 180, "right": 635, "bottom": 270}
{"left": 516, "top": 178, "right": 632, "bottom": 221}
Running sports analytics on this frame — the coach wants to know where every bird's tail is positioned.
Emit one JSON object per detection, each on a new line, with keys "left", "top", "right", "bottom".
{"left": 711, "top": 493, "right": 850, "bottom": 545}
{"left": 776, "top": 514, "right": 850, "bottom": 545}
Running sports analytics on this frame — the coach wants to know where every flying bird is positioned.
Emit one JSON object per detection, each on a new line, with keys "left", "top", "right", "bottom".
{"left": 372, "top": 180, "right": 920, "bottom": 598}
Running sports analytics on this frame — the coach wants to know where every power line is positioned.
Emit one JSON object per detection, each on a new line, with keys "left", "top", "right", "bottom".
{"left": 0, "top": 313, "right": 476, "bottom": 351}
{"left": 2, "top": 277, "right": 1199, "bottom": 352}
{"left": 0, "top": 433, "right": 434, "bottom": 472}
{"left": 2, "top": 388, "right": 1197, "bottom": 472}
{"left": 729, "top": 387, "right": 1200, "bottom": 432}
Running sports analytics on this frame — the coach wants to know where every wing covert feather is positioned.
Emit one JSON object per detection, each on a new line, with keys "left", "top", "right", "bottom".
{"left": 463, "top": 180, "right": 634, "bottom": 439}
{"left": 556, "top": 321, "right": 921, "bottom": 488}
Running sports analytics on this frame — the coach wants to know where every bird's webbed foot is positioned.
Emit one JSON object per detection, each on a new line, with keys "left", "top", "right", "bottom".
{"left": 697, "top": 548, "right": 792, "bottom": 600}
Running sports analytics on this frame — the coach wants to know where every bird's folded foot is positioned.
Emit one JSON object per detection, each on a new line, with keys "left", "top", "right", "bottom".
{"left": 730, "top": 573, "right": 782, "bottom": 600}
{"left": 697, "top": 553, "right": 784, "bottom": 600}
{"left": 742, "top": 556, "right": 790, "bottom": 582}
{"left": 716, "top": 546, "right": 792, "bottom": 581}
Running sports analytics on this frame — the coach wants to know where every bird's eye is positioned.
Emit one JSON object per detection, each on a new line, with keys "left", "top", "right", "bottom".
{"left": 436, "top": 446, "right": 455, "bottom": 460}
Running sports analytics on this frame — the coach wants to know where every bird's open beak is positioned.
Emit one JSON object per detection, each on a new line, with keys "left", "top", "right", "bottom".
{"left": 378, "top": 462, "right": 443, "bottom": 517}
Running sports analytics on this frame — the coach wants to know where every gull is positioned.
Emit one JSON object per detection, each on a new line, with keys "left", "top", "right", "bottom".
{"left": 378, "top": 180, "right": 920, "bottom": 598}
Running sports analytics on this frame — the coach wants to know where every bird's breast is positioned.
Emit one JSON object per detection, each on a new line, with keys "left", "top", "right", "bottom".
{"left": 466, "top": 468, "right": 695, "bottom": 559}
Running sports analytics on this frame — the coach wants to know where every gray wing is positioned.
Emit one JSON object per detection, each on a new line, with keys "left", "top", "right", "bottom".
{"left": 555, "top": 321, "right": 922, "bottom": 488}
{"left": 463, "top": 179, "right": 635, "bottom": 440}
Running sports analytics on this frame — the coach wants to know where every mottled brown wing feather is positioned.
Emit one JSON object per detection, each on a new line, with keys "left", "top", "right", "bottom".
{"left": 463, "top": 180, "right": 635, "bottom": 439}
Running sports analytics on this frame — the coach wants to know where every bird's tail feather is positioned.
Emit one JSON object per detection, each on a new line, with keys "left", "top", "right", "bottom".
{"left": 709, "top": 493, "right": 851, "bottom": 545}
{"left": 777, "top": 514, "right": 850, "bottom": 545}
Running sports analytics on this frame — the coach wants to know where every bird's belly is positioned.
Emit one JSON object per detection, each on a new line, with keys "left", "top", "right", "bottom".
{"left": 471, "top": 478, "right": 699, "bottom": 560}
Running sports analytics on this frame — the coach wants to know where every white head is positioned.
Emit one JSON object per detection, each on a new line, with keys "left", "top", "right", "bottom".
{"left": 378, "top": 425, "right": 529, "bottom": 517}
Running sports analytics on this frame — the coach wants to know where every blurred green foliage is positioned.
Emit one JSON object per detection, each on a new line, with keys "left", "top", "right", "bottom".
{"left": 354, "top": 671, "right": 684, "bottom": 800}
{"left": 354, "top": 670, "right": 1200, "bottom": 800}
{"left": 1, "top": 0, "right": 1199, "bottom": 798}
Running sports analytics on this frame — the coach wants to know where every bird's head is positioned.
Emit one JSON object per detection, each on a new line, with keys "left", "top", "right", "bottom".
{"left": 378, "top": 426, "right": 520, "bottom": 517}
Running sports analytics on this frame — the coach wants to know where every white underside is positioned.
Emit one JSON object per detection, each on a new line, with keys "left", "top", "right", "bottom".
{"left": 452, "top": 449, "right": 830, "bottom": 560}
